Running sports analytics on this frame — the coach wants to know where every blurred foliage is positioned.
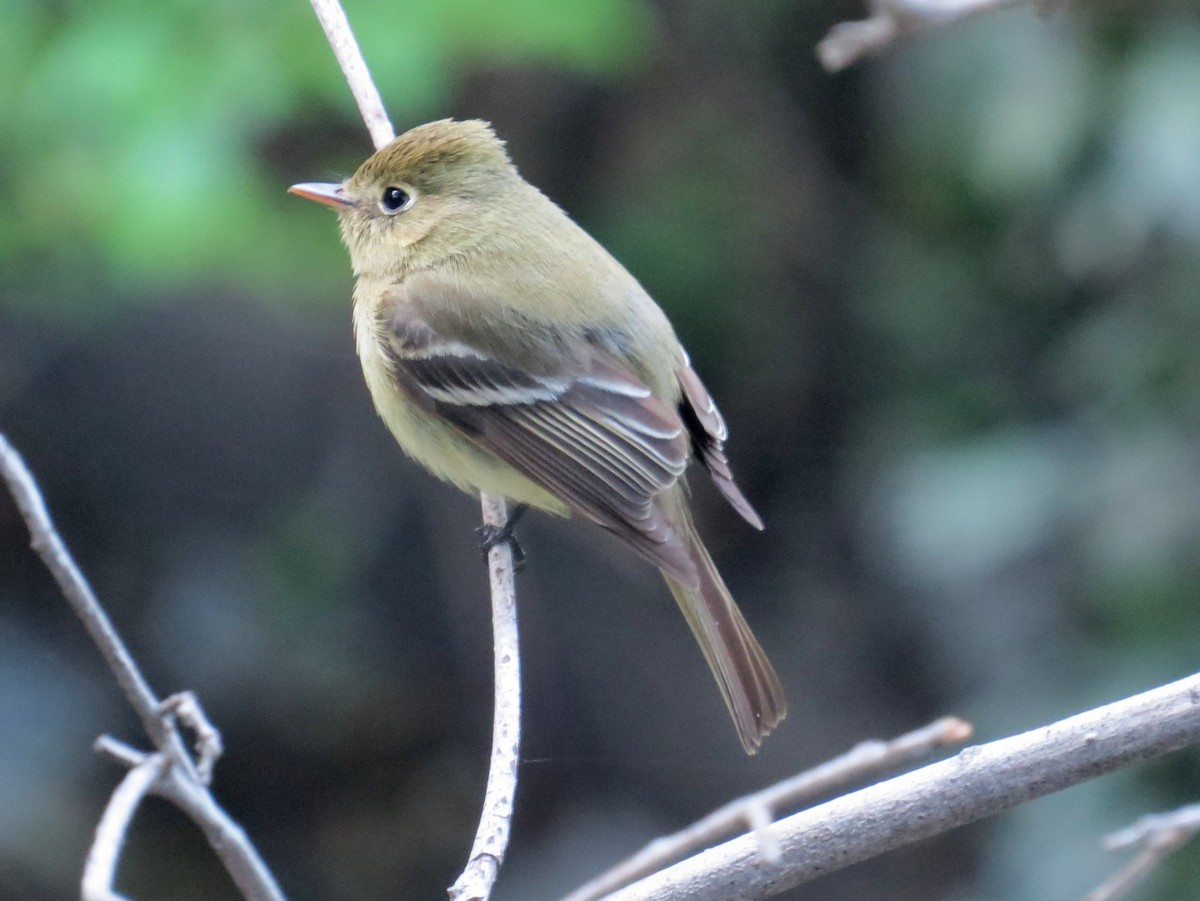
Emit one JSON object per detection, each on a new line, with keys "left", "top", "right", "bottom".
{"left": 3, "top": 1, "right": 1200, "bottom": 900}
{"left": 0, "top": 0, "right": 651, "bottom": 313}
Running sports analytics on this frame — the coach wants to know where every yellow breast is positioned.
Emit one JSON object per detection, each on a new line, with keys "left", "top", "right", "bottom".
{"left": 351, "top": 293, "right": 568, "bottom": 516}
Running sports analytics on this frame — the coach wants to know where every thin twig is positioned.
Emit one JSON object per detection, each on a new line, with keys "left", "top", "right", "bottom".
{"left": 1083, "top": 803, "right": 1200, "bottom": 901}
{"left": 0, "top": 435, "right": 286, "bottom": 901}
{"left": 306, "top": 0, "right": 394, "bottom": 148}
{"left": 92, "top": 736, "right": 289, "bottom": 901}
{"left": 0, "top": 435, "right": 174, "bottom": 754}
{"left": 817, "top": 0, "right": 1032, "bottom": 72}
{"left": 153, "top": 768, "right": 289, "bottom": 901}
{"left": 82, "top": 753, "right": 169, "bottom": 901}
{"left": 563, "top": 717, "right": 972, "bottom": 901}
{"left": 301, "top": 3, "right": 524, "bottom": 899}
{"left": 95, "top": 736, "right": 151, "bottom": 770}
{"left": 450, "top": 495, "right": 523, "bottom": 901}
{"left": 160, "top": 690, "right": 225, "bottom": 785}
{"left": 606, "top": 672, "right": 1200, "bottom": 900}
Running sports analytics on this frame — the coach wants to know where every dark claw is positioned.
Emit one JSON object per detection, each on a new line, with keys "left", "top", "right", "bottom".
{"left": 477, "top": 504, "right": 529, "bottom": 572}
{"left": 478, "top": 526, "right": 526, "bottom": 571}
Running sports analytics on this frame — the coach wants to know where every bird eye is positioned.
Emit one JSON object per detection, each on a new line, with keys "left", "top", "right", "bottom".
{"left": 380, "top": 186, "right": 410, "bottom": 213}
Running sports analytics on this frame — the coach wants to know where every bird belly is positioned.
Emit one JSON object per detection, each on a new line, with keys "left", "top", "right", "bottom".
{"left": 355, "top": 317, "right": 568, "bottom": 515}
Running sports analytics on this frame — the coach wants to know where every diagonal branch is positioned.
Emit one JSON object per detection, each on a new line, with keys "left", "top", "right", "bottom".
{"left": 1, "top": 435, "right": 286, "bottom": 901}
{"left": 306, "top": 0, "right": 394, "bottom": 148}
{"left": 563, "top": 717, "right": 972, "bottom": 901}
{"left": 817, "top": 0, "right": 1034, "bottom": 72}
{"left": 1083, "top": 803, "right": 1200, "bottom": 901}
{"left": 606, "top": 672, "right": 1200, "bottom": 900}
{"left": 301, "top": 3, "right": 524, "bottom": 899}
{"left": 0, "top": 435, "right": 178, "bottom": 758}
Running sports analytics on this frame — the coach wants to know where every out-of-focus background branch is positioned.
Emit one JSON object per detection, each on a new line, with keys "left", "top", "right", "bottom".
{"left": 817, "top": 0, "right": 1035, "bottom": 72}
{"left": 3, "top": 2, "right": 1200, "bottom": 899}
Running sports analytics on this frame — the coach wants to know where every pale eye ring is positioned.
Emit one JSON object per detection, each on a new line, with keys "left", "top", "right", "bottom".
{"left": 380, "top": 186, "right": 411, "bottom": 213}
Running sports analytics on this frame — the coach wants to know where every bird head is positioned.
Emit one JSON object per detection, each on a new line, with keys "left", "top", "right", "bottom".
{"left": 290, "top": 119, "right": 517, "bottom": 275}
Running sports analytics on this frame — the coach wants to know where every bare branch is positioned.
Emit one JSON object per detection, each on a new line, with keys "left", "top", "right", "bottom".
{"left": 153, "top": 768, "right": 289, "bottom": 901}
{"left": 82, "top": 753, "right": 169, "bottom": 901}
{"left": 606, "top": 673, "right": 1200, "bottom": 900}
{"left": 160, "top": 691, "right": 225, "bottom": 785}
{"left": 564, "top": 717, "right": 972, "bottom": 901}
{"left": 1084, "top": 803, "right": 1200, "bottom": 901}
{"left": 95, "top": 736, "right": 151, "bottom": 770}
{"left": 0, "top": 435, "right": 173, "bottom": 752}
{"left": 306, "top": 0, "right": 394, "bottom": 147}
{"left": 450, "top": 495, "right": 523, "bottom": 901}
{"left": 817, "top": 0, "right": 1032, "bottom": 72}
{"left": 0, "top": 434, "right": 286, "bottom": 901}
{"left": 1104, "top": 803, "right": 1200, "bottom": 851}
{"left": 92, "top": 735, "right": 287, "bottom": 901}
{"left": 299, "top": 5, "right": 524, "bottom": 899}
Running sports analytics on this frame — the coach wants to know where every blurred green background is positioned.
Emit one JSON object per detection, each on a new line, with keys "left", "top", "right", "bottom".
{"left": 3, "top": 0, "right": 1200, "bottom": 898}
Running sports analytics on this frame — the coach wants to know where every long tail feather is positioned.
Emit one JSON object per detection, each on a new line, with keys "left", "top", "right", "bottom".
{"left": 664, "top": 515, "right": 786, "bottom": 754}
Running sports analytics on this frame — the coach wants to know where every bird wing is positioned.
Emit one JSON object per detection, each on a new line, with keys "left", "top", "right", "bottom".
{"left": 381, "top": 298, "right": 699, "bottom": 585}
{"left": 676, "top": 360, "right": 764, "bottom": 531}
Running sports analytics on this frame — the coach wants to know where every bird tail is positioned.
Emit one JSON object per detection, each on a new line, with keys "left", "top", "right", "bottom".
{"left": 664, "top": 512, "right": 787, "bottom": 754}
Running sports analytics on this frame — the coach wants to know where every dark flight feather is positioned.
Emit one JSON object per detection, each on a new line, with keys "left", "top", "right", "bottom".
{"left": 677, "top": 362, "right": 764, "bottom": 530}
{"left": 386, "top": 312, "right": 699, "bottom": 584}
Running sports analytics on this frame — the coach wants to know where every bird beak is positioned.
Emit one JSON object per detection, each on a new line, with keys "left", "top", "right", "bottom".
{"left": 288, "top": 182, "right": 353, "bottom": 208}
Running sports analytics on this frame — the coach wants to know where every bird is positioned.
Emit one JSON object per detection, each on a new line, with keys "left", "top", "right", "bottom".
{"left": 290, "top": 119, "right": 785, "bottom": 753}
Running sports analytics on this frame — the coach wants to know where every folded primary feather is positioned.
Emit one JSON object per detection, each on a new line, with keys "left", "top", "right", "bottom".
{"left": 384, "top": 298, "right": 700, "bottom": 585}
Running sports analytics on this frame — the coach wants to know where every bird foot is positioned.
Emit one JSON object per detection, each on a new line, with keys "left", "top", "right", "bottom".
{"left": 477, "top": 504, "right": 528, "bottom": 571}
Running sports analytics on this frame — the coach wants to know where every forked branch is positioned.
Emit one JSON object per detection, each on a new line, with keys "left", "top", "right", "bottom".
{"left": 0, "top": 434, "right": 284, "bottom": 901}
